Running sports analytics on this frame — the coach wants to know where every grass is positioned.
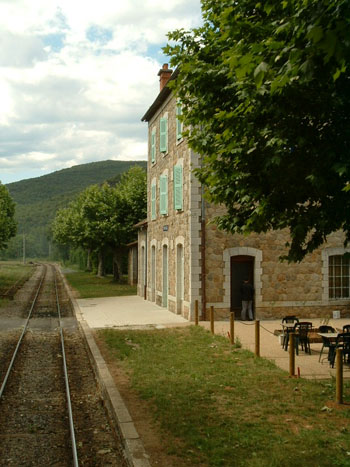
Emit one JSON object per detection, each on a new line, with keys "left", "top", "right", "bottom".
{"left": 0, "top": 261, "right": 34, "bottom": 307}
{"left": 98, "top": 326, "right": 350, "bottom": 467}
{"left": 64, "top": 270, "right": 137, "bottom": 298}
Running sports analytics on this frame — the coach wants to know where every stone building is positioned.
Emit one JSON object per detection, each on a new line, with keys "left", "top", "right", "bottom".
{"left": 137, "top": 64, "right": 350, "bottom": 321}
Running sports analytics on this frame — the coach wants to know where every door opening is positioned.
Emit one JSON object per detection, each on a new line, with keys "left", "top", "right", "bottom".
{"left": 230, "top": 255, "right": 254, "bottom": 319}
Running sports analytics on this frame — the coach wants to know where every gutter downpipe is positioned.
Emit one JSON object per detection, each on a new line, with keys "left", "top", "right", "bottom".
{"left": 200, "top": 164, "right": 206, "bottom": 321}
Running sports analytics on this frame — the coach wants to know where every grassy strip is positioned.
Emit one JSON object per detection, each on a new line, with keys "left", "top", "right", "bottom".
{"left": 63, "top": 270, "right": 137, "bottom": 298}
{"left": 0, "top": 261, "right": 34, "bottom": 307}
{"left": 98, "top": 326, "right": 350, "bottom": 467}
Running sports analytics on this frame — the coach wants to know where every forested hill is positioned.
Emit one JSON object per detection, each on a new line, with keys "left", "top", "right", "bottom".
{"left": 2, "top": 160, "right": 147, "bottom": 259}
{"left": 7, "top": 160, "right": 146, "bottom": 205}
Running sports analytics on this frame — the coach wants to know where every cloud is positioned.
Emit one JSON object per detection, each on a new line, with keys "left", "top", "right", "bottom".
{"left": 0, "top": 0, "right": 202, "bottom": 184}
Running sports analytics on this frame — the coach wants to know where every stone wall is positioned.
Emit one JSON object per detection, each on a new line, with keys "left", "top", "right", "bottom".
{"left": 204, "top": 202, "right": 350, "bottom": 319}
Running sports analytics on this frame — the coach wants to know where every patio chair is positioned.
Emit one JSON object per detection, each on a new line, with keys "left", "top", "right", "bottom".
{"left": 342, "top": 324, "right": 350, "bottom": 333}
{"left": 281, "top": 316, "right": 299, "bottom": 350}
{"left": 329, "top": 333, "right": 350, "bottom": 368}
{"left": 318, "top": 325, "right": 336, "bottom": 362}
{"left": 294, "top": 322, "right": 313, "bottom": 355}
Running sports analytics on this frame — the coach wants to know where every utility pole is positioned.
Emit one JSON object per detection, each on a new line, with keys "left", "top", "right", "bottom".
{"left": 22, "top": 234, "right": 26, "bottom": 264}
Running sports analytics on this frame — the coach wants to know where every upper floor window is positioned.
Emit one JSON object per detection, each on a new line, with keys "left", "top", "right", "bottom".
{"left": 173, "top": 164, "right": 183, "bottom": 211}
{"left": 176, "top": 101, "right": 183, "bottom": 141}
{"left": 329, "top": 254, "right": 350, "bottom": 299}
{"left": 160, "top": 117, "right": 168, "bottom": 153}
{"left": 151, "top": 180, "right": 156, "bottom": 220}
{"left": 151, "top": 128, "right": 156, "bottom": 164}
{"left": 159, "top": 174, "right": 168, "bottom": 215}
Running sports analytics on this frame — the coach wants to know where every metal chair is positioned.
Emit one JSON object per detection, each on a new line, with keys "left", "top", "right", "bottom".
{"left": 294, "top": 322, "right": 313, "bottom": 355}
{"left": 281, "top": 316, "right": 299, "bottom": 350}
{"left": 329, "top": 333, "right": 350, "bottom": 368}
{"left": 318, "top": 325, "right": 336, "bottom": 362}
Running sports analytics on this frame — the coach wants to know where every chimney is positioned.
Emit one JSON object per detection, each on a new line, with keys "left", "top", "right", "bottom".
{"left": 158, "top": 63, "right": 173, "bottom": 91}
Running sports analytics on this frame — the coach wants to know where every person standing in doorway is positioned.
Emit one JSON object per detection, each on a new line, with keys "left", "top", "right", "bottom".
{"left": 240, "top": 278, "right": 254, "bottom": 321}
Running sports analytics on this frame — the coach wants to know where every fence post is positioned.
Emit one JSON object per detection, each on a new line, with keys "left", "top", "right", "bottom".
{"left": 289, "top": 333, "right": 295, "bottom": 377}
{"left": 195, "top": 300, "right": 199, "bottom": 325}
{"left": 336, "top": 348, "right": 343, "bottom": 404}
{"left": 255, "top": 320, "right": 260, "bottom": 357}
{"left": 210, "top": 306, "right": 214, "bottom": 334}
{"left": 230, "top": 312, "right": 235, "bottom": 345}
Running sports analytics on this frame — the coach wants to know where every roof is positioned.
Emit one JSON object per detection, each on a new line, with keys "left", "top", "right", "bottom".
{"left": 141, "top": 68, "right": 179, "bottom": 122}
{"left": 133, "top": 218, "right": 148, "bottom": 229}
{"left": 127, "top": 241, "right": 138, "bottom": 248}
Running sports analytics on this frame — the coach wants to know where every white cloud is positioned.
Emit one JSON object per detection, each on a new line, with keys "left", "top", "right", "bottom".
{"left": 0, "top": 0, "right": 202, "bottom": 184}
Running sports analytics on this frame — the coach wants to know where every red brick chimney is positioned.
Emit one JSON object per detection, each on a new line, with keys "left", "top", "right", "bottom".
{"left": 158, "top": 63, "right": 173, "bottom": 91}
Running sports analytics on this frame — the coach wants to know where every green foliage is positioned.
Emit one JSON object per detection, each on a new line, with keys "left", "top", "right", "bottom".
{"left": 0, "top": 183, "right": 17, "bottom": 251}
{"left": 3, "top": 160, "right": 146, "bottom": 260}
{"left": 52, "top": 166, "right": 147, "bottom": 274}
{"left": 165, "top": 0, "right": 350, "bottom": 262}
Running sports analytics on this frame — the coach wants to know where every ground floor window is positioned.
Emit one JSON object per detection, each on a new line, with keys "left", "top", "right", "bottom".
{"left": 329, "top": 254, "right": 350, "bottom": 299}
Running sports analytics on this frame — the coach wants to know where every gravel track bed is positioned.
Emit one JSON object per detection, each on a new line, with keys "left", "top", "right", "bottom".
{"left": 0, "top": 264, "right": 128, "bottom": 466}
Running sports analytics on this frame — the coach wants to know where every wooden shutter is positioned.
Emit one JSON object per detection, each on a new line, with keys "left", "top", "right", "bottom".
{"left": 173, "top": 165, "right": 183, "bottom": 210}
{"left": 151, "top": 129, "right": 156, "bottom": 163}
{"left": 160, "top": 117, "right": 168, "bottom": 153}
{"left": 176, "top": 102, "right": 182, "bottom": 141}
{"left": 159, "top": 175, "right": 168, "bottom": 215}
{"left": 151, "top": 182, "right": 156, "bottom": 220}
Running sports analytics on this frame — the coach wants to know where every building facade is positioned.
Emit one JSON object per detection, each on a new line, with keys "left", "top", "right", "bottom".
{"left": 138, "top": 64, "right": 350, "bottom": 321}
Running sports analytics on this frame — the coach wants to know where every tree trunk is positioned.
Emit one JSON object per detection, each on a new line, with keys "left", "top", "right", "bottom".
{"left": 97, "top": 250, "right": 105, "bottom": 277}
{"left": 113, "top": 248, "right": 125, "bottom": 283}
{"left": 86, "top": 248, "right": 92, "bottom": 272}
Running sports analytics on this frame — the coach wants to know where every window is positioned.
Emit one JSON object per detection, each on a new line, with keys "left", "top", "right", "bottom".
{"left": 160, "top": 117, "right": 168, "bottom": 153}
{"left": 176, "top": 101, "right": 183, "bottom": 141}
{"left": 151, "top": 128, "right": 156, "bottom": 163}
{"left": 329, "top": 255, "right": 350, "bottom": 299}
{"left": 173, "top": 165, "right": 183, "bottom": 211}
{"left": 151, "top": 181, "right": 156, "bottom": 220}
{"left": 159, "top": 175, "right": 168, "bottom": 215}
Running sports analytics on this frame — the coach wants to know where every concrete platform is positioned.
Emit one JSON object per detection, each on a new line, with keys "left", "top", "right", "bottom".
{"left": 77, "top": 295, "right": 350, "bottom": 380}
{"left": 77, "top": 295, "right": 190, "bottom": 329}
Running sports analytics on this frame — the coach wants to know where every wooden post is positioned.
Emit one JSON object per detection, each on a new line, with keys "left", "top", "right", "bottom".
{"left": 230, "top": 312, "right": 235, "bottom": 345}
{"left": 144, "top": 285, "right": 147, "bottom": 300}
{"left": 210, "top": 306, "right": 214, "bottom": 334}
{"left": 336, "top": 348, "right": 343, "bottom": 404}
{"left": 289, "top": 333, "right": 295, "bottom": 377}
{"left": 195, "top": 300, "right": 199, "bottom": 325}
{"left": 255, "top": 320, "right": 260, "bottom": 357}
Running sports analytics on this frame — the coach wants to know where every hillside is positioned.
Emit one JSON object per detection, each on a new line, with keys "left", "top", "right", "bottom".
{"left": 2, "top": 160, "right": 147, "bottom": 259}
{"left": 7, "top": 160, "right": 146, "bottom": 205}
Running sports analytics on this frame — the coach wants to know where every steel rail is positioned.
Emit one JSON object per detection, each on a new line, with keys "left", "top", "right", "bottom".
{"left": 0, "top": 265, "right": 47, "bottom": 399}
{"left": 53, "top": 266, "right": 79, "bottom": 467}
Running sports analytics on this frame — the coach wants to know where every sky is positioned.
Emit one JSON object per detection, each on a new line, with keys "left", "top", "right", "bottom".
{"left": 0, "top": 0, "right": 202, "bottom": 184}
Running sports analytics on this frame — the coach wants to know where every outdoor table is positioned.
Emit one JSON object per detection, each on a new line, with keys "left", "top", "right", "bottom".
{"left": 317, "top": 332, "right": 338, "bottom": 340}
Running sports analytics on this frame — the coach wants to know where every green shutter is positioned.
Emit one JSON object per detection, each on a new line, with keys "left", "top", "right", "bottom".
{"left": 151, "top": 182, "right": 156, "bottom": 220}
{"left": 160, "top": 175, "right": 168, "bottom": 215}
{"left": 151, "top": 129, "right": 156, "bottom": 163}
{"left": 176, "top": 102, "right": 182, "bottom": 141}
{"left": 173, "top": 165, "right": 183, "bottom": 210}
{"left": 160, "top": 117, "right": 168, "bottom": 153}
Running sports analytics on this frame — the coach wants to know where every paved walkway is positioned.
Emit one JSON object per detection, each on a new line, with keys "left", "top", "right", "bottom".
{"left": 77, "top": 295, "right": 350, "bottom": 380}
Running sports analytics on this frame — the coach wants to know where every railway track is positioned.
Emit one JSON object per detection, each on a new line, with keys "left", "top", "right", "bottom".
{"left": 0, "top": 264, "right": 127, "bottom": 466}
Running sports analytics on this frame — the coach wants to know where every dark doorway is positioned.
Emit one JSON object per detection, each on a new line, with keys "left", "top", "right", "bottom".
{"left": 230, "top": 255, "right": 254, "bottom": 319}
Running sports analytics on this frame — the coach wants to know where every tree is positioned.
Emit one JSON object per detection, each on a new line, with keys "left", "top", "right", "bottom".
{"left": 165, "top": 0, "right": 350, "bottom": 261}
{"left": 52, "top": 166, "right": 147, "bottom": 278}
{"left": 0, "top": 183, "right": 17, "bottom": 250}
